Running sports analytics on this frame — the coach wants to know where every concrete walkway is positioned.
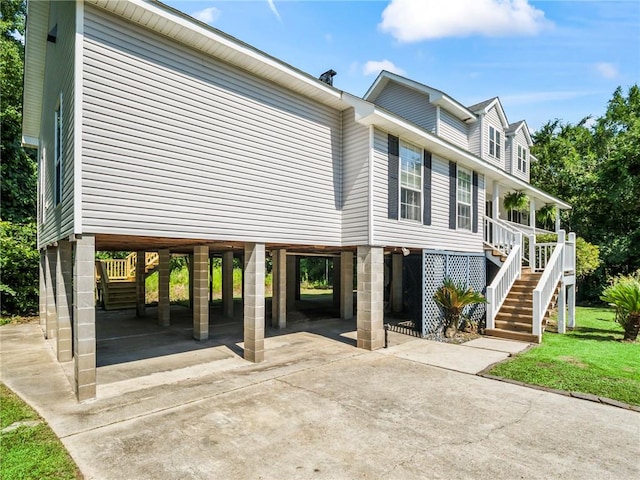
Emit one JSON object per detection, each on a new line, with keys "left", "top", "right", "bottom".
{"left": 1, "top": 322, "right": 638, "bottom": 480}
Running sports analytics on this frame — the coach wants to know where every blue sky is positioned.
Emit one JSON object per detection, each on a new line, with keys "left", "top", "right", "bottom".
{"left": 162, "top": 0, "right": 640, "bottom": 130}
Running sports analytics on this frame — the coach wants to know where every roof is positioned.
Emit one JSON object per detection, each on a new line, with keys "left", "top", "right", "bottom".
{"left": 506, "top": 120, "right": 533, "bottom": 146}
{"left": 364, "top": 71, "right": 477, "bottom": 124}
{"left": 22, "top": 0, "right": 348, "bottom": 146}
{"left": 468, "top": 97, "right": 497, "bottom": 112}
{"left": 468, "top": 96, "right": 509, "bottom": 128}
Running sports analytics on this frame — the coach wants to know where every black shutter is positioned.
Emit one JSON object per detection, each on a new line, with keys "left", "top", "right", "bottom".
{"left": 388, "top": 134, "right": 399, "bottom": 220}
{"left": 423, "top": 151, "right": 432, "bottom": 225}
{"left": 472, "top": 172, "right": 479, "bottom": 233}
{"left": 448, "top": 161, "right": 457, "bottom": 229}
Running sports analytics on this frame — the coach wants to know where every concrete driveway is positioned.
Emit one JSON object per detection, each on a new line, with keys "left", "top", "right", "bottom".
{"left": 1, "top": 321, "right": 638, "bottom": 480}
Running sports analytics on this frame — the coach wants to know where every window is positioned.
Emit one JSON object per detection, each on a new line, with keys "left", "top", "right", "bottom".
{"left": 54, "top": 97, "right": 62, "bottom": 206}
{"left": 489, "top": 126, "right": 501, "bottom": 159}
{"left": 457, "top": 166, "right": 472, "bottom": 230}
{"left": 517, "top": 145, "right": 528, "bottom": 173}
{"left": 399, "top": 141, "right": 422, "bottom": 221}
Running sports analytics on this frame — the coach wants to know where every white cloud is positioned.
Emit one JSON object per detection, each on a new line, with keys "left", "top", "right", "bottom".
{"left": 363, "top": 60, "right": 405, "bottom": 76}
{"left": 267, "top": 0, "right": 282, "bottom": 22}
{"left": 192, "top": 6, "right": 220, "bottom": 25}
{"left": 594, "top": 62, "right": 618, "bottom": 79}
{"left": 379, "top": 0, "right": 550, "bottom": 42}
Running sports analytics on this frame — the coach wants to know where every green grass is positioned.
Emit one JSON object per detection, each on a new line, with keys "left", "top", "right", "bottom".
{"left": 489, "top": 307, "right": 640, "bottom": 405}
{"left": 0, "top": 383, "right": 81, "bottom": 479}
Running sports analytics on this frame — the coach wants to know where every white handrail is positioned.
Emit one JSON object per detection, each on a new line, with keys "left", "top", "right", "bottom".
{"left": 534, "top": 243, "right": 556, "bottom": 271}
{"left": 564, "top": 232, "right": 576, "bottom": 273}
{"left": 484, "top": 216, "right": 518, "bottom": 256}
{"left": 532, "top": 231, "right": 566, "bottom": 342}
{"left": 486, "top": 233, "right": 522, "bottom": 329}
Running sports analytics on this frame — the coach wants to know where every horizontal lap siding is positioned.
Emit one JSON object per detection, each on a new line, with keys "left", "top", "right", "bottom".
{"left": 374, "top": 82, "right": 437, "bottom": 133}
{"left": 483, "top": 107, "right": 506, "bottom": 170}
{"left": 341, "top": 109, "right": 369, "bottom": 244}
{"left": 511, "top": 129, "right": 529, "bottom": 182}
{"left": 39, "top": 1, "right": 75, "bottom": 247}
{"left": 82, "top": 7, "right": 341, "bottom": 245}
{"left": 372, "top": 129, "right": 484, "bottom": 252}
{"left": 439, "top": 109, "right": 469, "bottom": 150}
{"left": 468, "top": 121, "right": 481, "bottom": 157}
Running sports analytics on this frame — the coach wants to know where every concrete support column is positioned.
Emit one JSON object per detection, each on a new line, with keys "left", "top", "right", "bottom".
{"left": 158, "top": 249, "right": 170, "bottom": 326}
{"left": 56, "top": 240, "right": 73, "bottom": 362}
{"left": 567, "top": 284, "right": 576, "bottom": 330}
{"left": 45, "top": 247, "right": 57, "bottom": 339}
{"left": 193, "top": 246, "right": 209, "bottom": 340}
{"left": 188, "top": 253, "right": 194, "bottom": 310}
{"left": 286, "top": 256, "right": 296, "bottom": 310}
{"left": 332, "top": 256, "right": 341, "bottom": 309}
{"left": 136, "top": 250, "right": 146, "bottom": 318}
{"left": 492, "top": 181, "right": 500, "bottom": 219}
{"left": 222, "top": 251, "right": 234, "bottom": 318}
{"left": 557, "top": 284, "right": 567, "bottom": 334}
{"left": 73, "top": 235, "right": 96, "bottom": 401}
{"left": 357, "top": 246, "right": 384, "bottom": 350}
{"left": 391, "top": 254, "right": 403, "bottom": 313}
{"left": 271, "top": 249, "right": 287, "bottom": 329}
{"left": 340, "top": 251, "right": 354, "bottom": 320}
{"left": 244, "top": 243, "right": 265, "bottom": 362}
{"left": 39, "top": 250, "right": 46, "bottom": 328}
{"left": 295, "top": 257, "right": 301, "bottom": 300}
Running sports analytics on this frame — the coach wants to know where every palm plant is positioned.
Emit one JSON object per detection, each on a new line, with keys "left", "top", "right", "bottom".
{"left": 536, "top": 204, "right": 557, "bottom": 231}
{"left": 433, "top": 278, "right": 486, "bottom": 338}
{"left": 503, "top": 191, "right": 529, "bottom": 212}
{"left": 600, "top": 272, "right": 640, "bottom": 342}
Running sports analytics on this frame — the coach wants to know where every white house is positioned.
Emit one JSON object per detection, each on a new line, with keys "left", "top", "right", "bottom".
{"left": 22, "top": 0, "right": 575, "bottom": 401}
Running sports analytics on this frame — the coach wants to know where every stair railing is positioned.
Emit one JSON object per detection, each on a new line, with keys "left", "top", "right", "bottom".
{"left": 483, "top": 216, "right": 518, "bottom": 256}
{"left": 104, "top": 258, "right": 129, "bottom": 281}
{"left": 532, "top": 230, "right": 566, "bottom": 342}
{"left": 486, "top": 232, "right": 522, "bottom": 330}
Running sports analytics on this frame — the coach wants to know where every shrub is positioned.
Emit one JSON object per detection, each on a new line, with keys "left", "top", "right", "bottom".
{"left": 0, "top": 221, "right": 38, "bottom": 316}
{"left": 600, "top": 271, "right": 640, "bottom": 342}
{"left": 433, "top": 278, "right": 485, "bottom": 338}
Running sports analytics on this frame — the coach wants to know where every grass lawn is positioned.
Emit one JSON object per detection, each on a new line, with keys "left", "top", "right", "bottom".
{"left": 0, "top": 383, "right": 81, "bottom": 479}
{"left": 488, "top": 307, "right": 640, "bottom": 406}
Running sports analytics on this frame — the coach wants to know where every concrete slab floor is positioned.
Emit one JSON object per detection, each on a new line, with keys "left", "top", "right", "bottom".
{"left": 1, "top": 321, "right": 639, "bottom": 480}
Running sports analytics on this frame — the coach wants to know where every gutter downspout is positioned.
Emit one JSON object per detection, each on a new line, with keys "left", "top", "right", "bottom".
{"left": 368, "top": 125, "right": 375, "bottom": 246}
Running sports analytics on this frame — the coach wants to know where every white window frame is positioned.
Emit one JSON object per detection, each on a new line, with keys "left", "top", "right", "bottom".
{"left": 54, "top": 94, "right": 63, "bottom": 206}
{"left": 399, "top": 140, "right": 423, "bottom": 222}
{"left": 517, "top": 144, "right": 528, "bottom": 173}
{"left": 489, "top": 126, "right": 501, "bottom": 159}
{"left": 457, "top": 166, "right": 472, "bottom": 231}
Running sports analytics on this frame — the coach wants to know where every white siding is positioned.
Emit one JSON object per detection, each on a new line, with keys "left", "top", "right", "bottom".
{"left": 81, "top": 7, "right": 342, "bottom": 245}
{"left": 512, "top": 129, "right": 530, "bottom": 182}
{"left": 374, "top": 82, "right": 437, "bottom": 133}
{"left": 438, "top": 109, "right": 469, "bottom": 150}
{"left": 468, "top": 120, "right": 482, "bottom": 157}
{"left": 39, "top": 1, "right": 75, "bottom": 247}
{"left": 483, "top": 106, "right": 506, "bottom": 170}
{"left": 371, "top": 129, "right": 485, "bottom": 252}
{"left": 341, "top": 109, "right": 369, "bottom": 245}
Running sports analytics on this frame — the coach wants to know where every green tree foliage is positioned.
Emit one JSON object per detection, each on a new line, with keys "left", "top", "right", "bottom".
{"left": 531, "top": 85, "right": 640, "bottom": 301}
{"left": 0, "top": 222, "right": 38, "bottom": 315}
{"left": 536, "top": 234, "right": 601, "bottom": 281}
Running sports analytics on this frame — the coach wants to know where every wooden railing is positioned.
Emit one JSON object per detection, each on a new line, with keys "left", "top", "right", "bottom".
{"left": 483, "top": 217, "right": 518, "bottom": 256}
{"left": 486, "top": 233, "right": 522, "bottom": 330}
{"left": 101, "top": 252, "right": 160, "bottom": 281}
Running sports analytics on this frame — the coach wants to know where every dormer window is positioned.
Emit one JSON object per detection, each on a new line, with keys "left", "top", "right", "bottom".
{"left": 489, "top": 126, "right": 501, "bottom": 159}
{"left": 517, "top": 145, "right": 528, "bottom": 173}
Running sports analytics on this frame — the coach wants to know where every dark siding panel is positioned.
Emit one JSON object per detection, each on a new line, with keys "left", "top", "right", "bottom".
{"left": 388, "top": 134, "right": 399, "bottom": 220}
{"left": 423, "top": 151, "right": 432, "bottom": 225}
{"left": 448, "top": 161, "right": 457, "bottom": 229}
{"left": 472, "top": 171, "right": 479, "bottom": 233}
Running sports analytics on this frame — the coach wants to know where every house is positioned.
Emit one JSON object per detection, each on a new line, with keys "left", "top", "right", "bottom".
{"left": 22, "top": 0, "right": 575, "bottom": 402}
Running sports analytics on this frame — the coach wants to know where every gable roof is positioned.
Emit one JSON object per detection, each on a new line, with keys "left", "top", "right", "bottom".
{"left": 505, "top": 120, "right": 533, "bottom": 146}
{"left": 468, "top": 96, "right": 509, "bottom": 128}
{"left": 364, "top": 71, "right": 477, "bottom": 124}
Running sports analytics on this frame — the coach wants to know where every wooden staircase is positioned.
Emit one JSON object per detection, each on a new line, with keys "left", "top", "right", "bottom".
{"left": 102, "top": 281, "right": 137, "bottom": 311}
{"left": 485, "top": 270, "right": 557, "bottom": 343}
{"left": 97, "top": 253, "right": 160, "bottom": 310}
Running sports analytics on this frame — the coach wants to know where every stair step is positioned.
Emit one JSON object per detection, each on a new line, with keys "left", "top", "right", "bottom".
{"left": 495, "top": 320, "right": 533, "bottom": 332}
{"left": 104, "top": 301, "right": 137, "bottom": 310}
{"left": 485, "top": 329, "right": 540, "bottom": 343}
{"left": 499, "top": 304, "right": 533, "bottom": 313}
{"left": 496, "top": 312, "right": 533, "bottom": 322}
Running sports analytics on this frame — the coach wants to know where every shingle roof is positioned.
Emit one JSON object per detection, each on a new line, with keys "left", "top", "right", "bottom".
{"left": 467, "top": 97, "right": 498, "bottom": 112}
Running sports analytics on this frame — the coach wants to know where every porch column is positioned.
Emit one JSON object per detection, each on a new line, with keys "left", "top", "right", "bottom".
{"left": 244, "top": 243, "right": 265, "bottom": 363}
{"left": 271, "top": 249, "right": 287, "bottom": 328}
{"left": 73, "top": 235, "right": 96, "bottom": 401}
{"left": 492, "top": 181, "right": 500, "bottom": 219}
{"left": 529, "top": 198, "right": 536, "bottom": 234}
{"left": 158, "top": 249, "right": 170, "bottom": 326}
{"left": 356, "top": 246, "right": 384, "bottom": 350}
{"left": 391, "top": 253, "right": 403, "bottom": 313}
{"left": 56, "top": 240, "right": 73, "bottom": 362}
{"left": 45, "top": 246, "right": 57, "bottom": 339}
{"left": 557, "top": 283, "right": 566, "bottom": 334}
{"left": 567, "top": 283, "right": 576, "bottom": 330}
{"left": 135, "top": 251, "right": 145, "bottom": 317}
{"left": 193, "top": 246, "right": 209, "bottom": 340}
{"left": 39, "top": 250, "right": 46, "bottom": 328}
{"left": 340, "top": 251, "right": 354, "bottom": 320}
{"left": 555, "top": 206, "right": 561, "bottom": 232}
{"left": 286, "top": 256, "right": 296, "bottom": 310}
{"left": 222, "top": 251, "right": 234, "bottom": 318}
{"left": 332, "top": 256, "right": 341, "bottom": 309}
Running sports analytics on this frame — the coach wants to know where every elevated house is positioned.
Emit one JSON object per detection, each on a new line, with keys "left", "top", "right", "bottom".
{"left": 22, "top": 0, "right": 575, "bottom": 401}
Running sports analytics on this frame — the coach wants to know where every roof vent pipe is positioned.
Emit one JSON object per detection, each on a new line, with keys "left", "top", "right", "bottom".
{"left": 319, "top": 69, "right": 337, "bottom": 86}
